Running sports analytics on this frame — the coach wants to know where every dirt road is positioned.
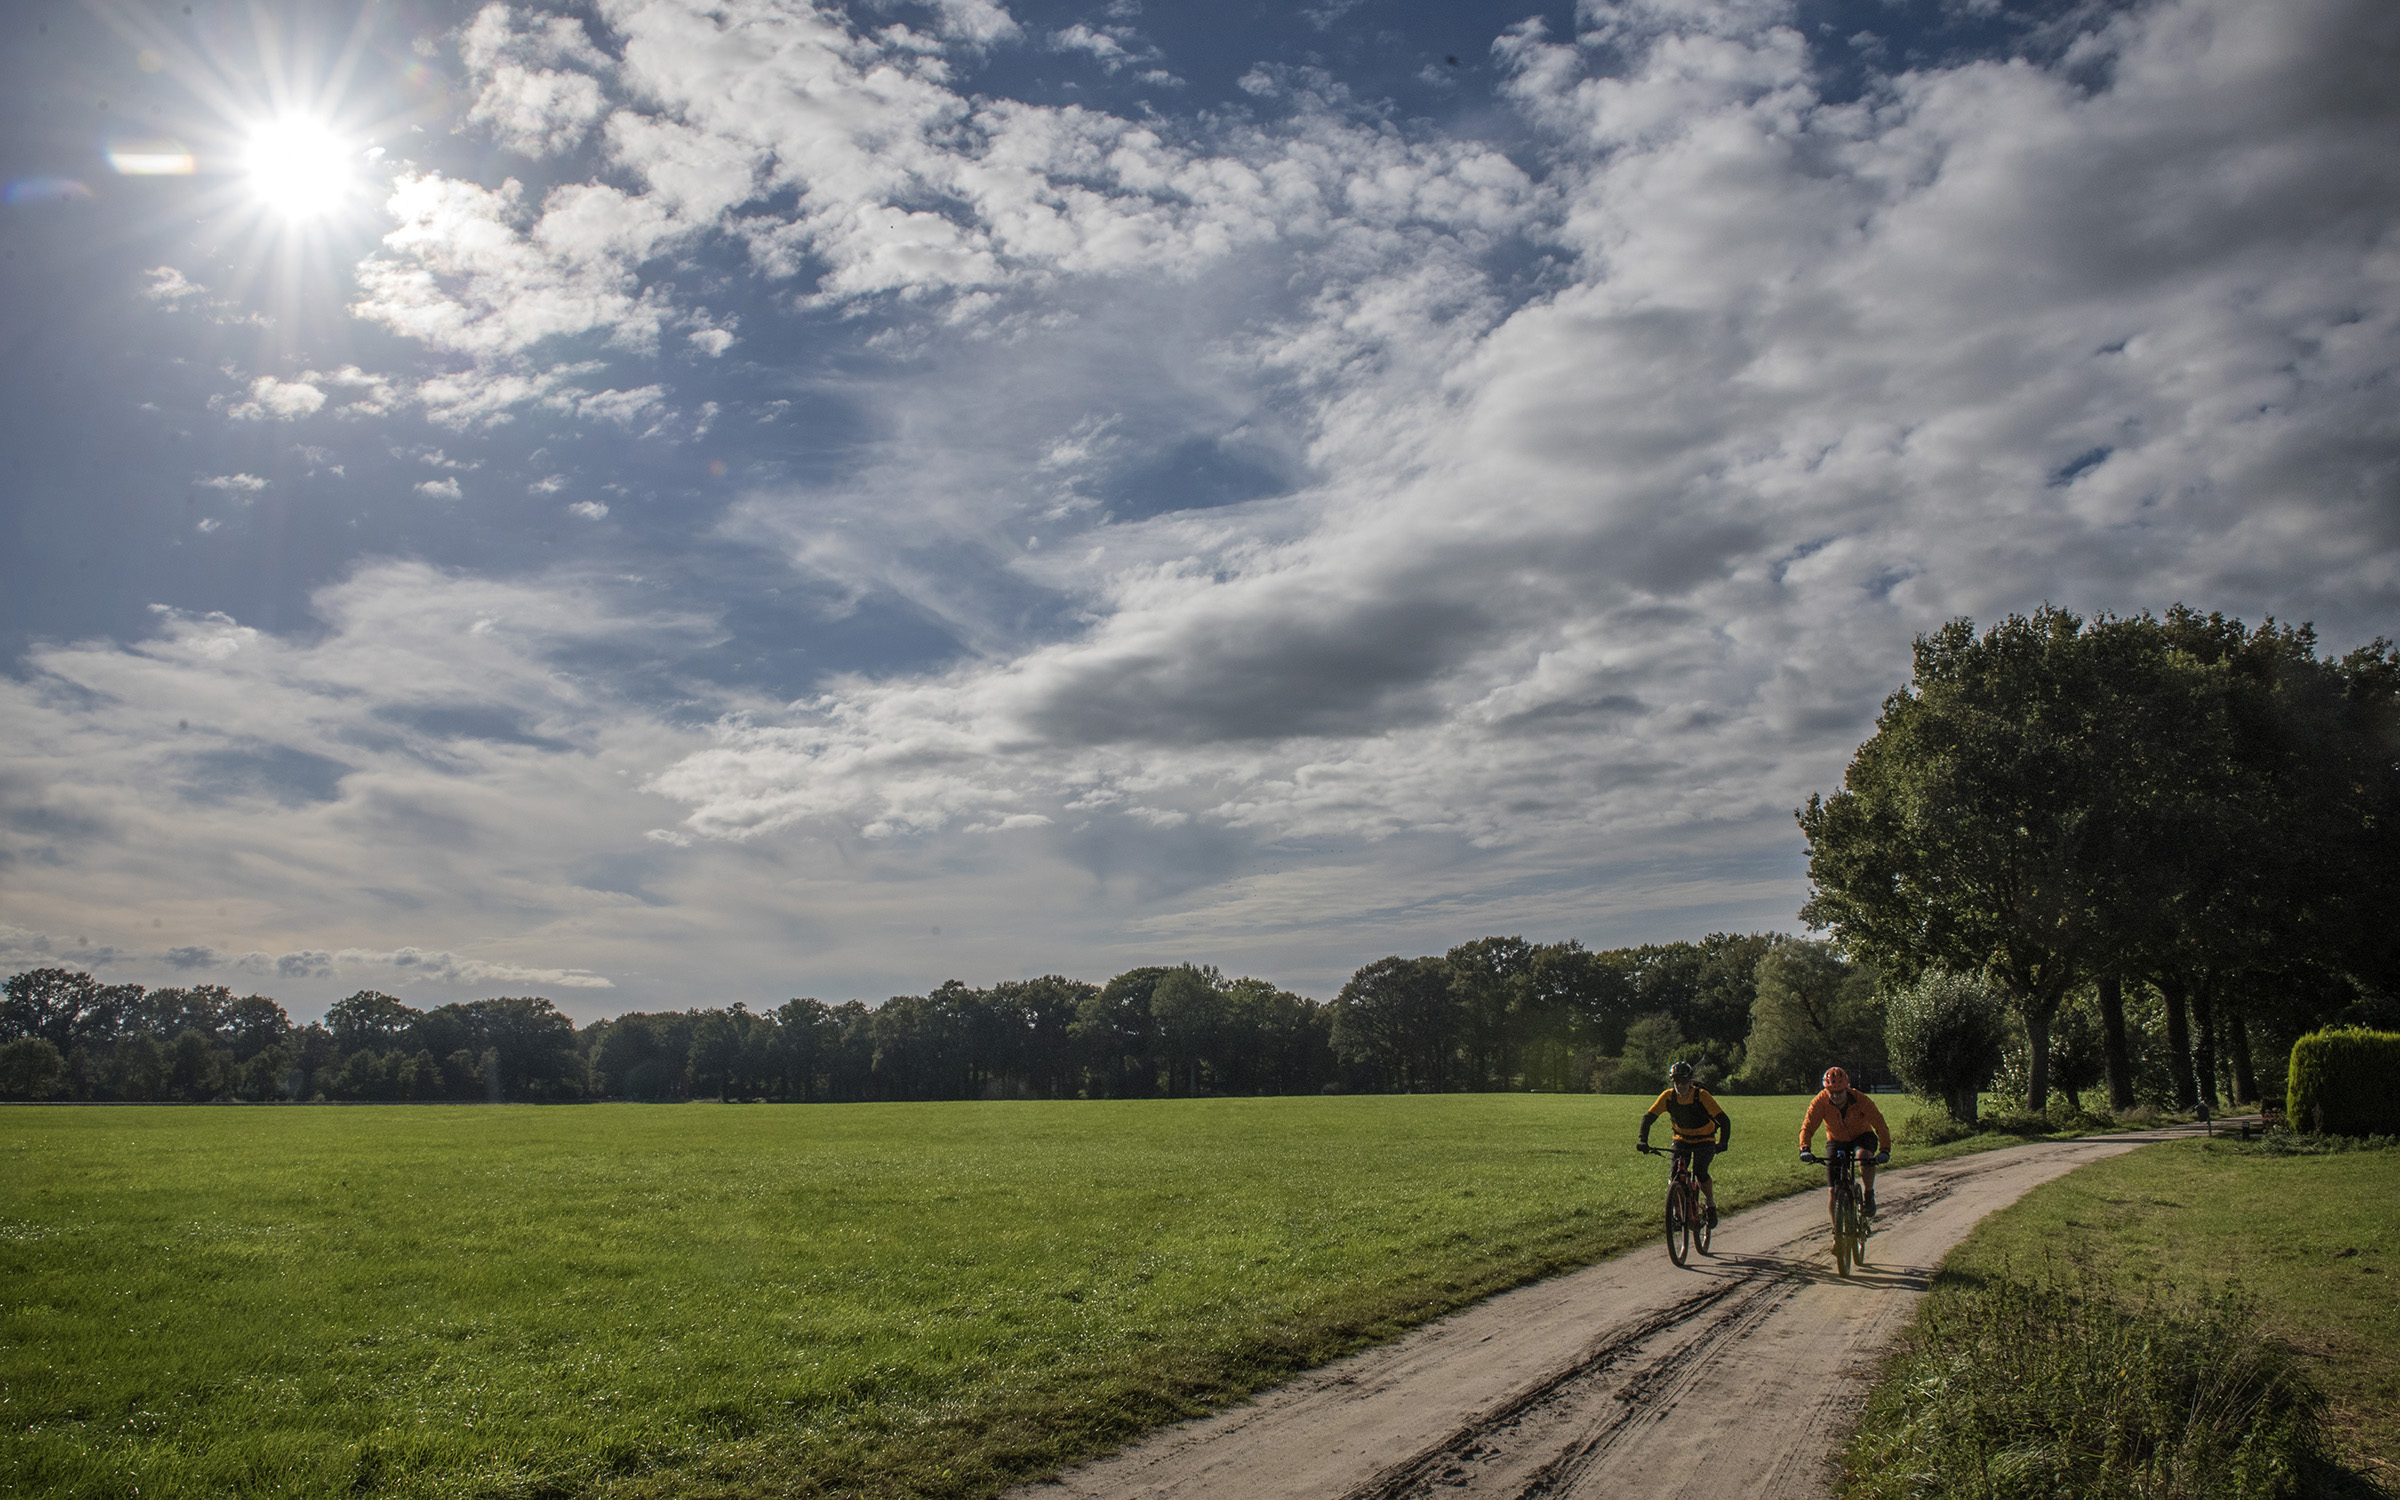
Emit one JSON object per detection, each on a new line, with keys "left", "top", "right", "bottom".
{"left": 1015, "top": 1128, "right": 2203, "bottom": 1500}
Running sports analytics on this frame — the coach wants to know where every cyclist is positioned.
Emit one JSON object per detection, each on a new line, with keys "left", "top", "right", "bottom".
{"left": 1798, "top": 1066, "right": 1891, "bottom": 1219}
{"left": 1638, "top": 1060, "right": 1730, "bottom": 1227}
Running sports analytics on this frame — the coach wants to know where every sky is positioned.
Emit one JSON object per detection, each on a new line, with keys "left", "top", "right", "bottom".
{"left": 1, "top": 0, "right": 2394, "bottom": 1022}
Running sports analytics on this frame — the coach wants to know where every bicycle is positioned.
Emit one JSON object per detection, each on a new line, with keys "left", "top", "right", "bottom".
{"left": 1636, "top": 1143, "right": 1713, "bottom": 1265}
{"left": 1800, "top": 1143, "right": 1885, "bottom": 1277}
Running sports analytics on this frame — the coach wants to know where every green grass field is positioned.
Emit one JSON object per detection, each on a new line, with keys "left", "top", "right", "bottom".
{"left": 1842, "top": 1137, "right": 2400, "bottom": 1496}
{"left": 4, "top": 1093, "right": 1962, "bottom": 1499}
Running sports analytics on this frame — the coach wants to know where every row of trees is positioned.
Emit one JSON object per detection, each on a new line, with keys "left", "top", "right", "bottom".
{"left": 3, "top": 933, "right": 1877, "bottom": 1104}
{"left": 0, "top": 971, "right": 581, "bottom": 1103}
{"left": 1803, "top": 607, "right": 2399, "bottom": 1119}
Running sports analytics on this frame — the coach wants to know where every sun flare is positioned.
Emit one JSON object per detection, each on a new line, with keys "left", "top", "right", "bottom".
{"left": 243, "top": 117, "right": 354, "bottom": 221}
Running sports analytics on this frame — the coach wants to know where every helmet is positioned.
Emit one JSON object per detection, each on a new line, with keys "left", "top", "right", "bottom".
{"left": 1668, "top": 1060, "right": 1695, "bottom": 1084}
{"left": 1822, "top": 1066, "right": 1850, "bottom": 1091}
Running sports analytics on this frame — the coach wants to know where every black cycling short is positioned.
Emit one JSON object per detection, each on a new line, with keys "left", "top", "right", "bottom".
{"left": 1822, "top": 1140, "right": 1872, "bottom": 1188}
{"left": 1672, "top": 1139, "right": 1717, "bottom": 1182}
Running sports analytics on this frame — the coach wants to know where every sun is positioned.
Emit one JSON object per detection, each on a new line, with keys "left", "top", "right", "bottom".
{"left": 243, "top": 117, "right": 357, "bottom": 221}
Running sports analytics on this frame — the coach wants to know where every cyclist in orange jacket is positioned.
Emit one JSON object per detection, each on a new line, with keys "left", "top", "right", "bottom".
{"left": 1640, "top": 1060, "right": 1730, "bottom": 1227}
{"left": 1799, "top": 1066, "right": 1891, "bottom": 1218}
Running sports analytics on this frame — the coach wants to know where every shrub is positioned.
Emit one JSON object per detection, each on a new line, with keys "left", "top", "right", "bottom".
{"left": 0, "top": 1036, "right": 66, "bottom": 1099}
{"left": 1842, "top": 1267, "right": 2329, "bottom": 1500}
{"left": 1895, "top": 1111, "right": 1979, "bottom": 1146}
{"left": 2285, "top": 1028, "right": 2400, "bottom": 1137}
{"left": 1887, "top": 970, "right": 2008, "bottom": 1124}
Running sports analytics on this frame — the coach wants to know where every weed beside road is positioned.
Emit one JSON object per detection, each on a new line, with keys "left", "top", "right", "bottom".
{"left": 1839, "top": 1136, "right": 2399, "bottom": 1499}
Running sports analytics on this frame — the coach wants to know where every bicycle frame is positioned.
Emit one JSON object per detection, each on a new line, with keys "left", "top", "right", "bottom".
{"left": 1639, "top": 1142, "right": 1712, "bottom": 1265}
{"left": 1802, "top": 1144, "right": 1872, "bottom": 1277}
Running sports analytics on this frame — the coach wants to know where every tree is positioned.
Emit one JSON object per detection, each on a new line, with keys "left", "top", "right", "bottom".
{"left": 1150, "top": 967, "right": 1227, "bottom": 1096}
{"left": 325, "top": 991, "right": 418, "bottom": 1054}
{"left": 1617, "top": 1014, "right": 1684, "bottom": 1092}
{"left": 115, "top": 1034, "right": 171, "bottom": 1101}
{"left": 170, "top": 1028, "right": 227, "bottom": 1100}
{"left": 1886, "top": 969, "right": 2007, "bottom": 1124}
{"left": 466, "top": 997, "right": 581, "bottom": 1100}
{"left": 1331, "top": 956, "right": 1454, "bottom": 1091}
{"left": 0, "top": 1037, "right": 66, "bottom": 1099}
{"left": 1739, "top": 940, "right": 1882, "bottom": 1093}
{"left": 1076, "top": 969, "right": 1169, "bottom": 1098}
{"left": 688, "top": 1009, "right": 750, "bottom": 1100}
{"left": 3, "top": 969, "right": 135, "bottom": 1056}
{"left": 1801, "top": 610, "right": 2131, "bottom": 1110}
{"left": 1445, "top": 936, "right": 1538, "bottom": 1089}
{"left": 223, "top": 996, "right": 292, "bottom": 1061}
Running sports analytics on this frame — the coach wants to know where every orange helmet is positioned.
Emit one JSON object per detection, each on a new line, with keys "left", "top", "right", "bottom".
{"left": 1822, "top": 1066, "right": 1850, "bottom": 1091}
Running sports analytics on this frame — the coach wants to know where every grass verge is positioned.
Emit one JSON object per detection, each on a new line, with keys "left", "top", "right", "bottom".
{"left": 1837, "top": 1136, "right": 2400, "bottom": 1499}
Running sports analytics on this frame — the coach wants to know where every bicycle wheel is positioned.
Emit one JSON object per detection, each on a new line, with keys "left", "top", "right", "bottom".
{"left": 1665, "top": 1185, "right": 1689, "bottom": 1267}
{"left": 1693, "top": 1185, "right": 1713, "bottom": 1255}
{"left": 1833, "top": 1195, "right": 1857, "bottom": 1278}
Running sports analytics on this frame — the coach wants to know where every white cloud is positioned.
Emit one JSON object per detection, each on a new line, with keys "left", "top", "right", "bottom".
{"left": 350, "top": 0, "right": 1536, "bottom": 371}
{"left": 415, "top": 477, "right": 464, "bottom": 499}
{"left": 224, "top": 376, "right": 328, "bottom": 421}
{"left": 460, "top": 2, "right": 614, "bottom": 155}
{"left": 470, "top": 59, "right": 610, "bottom": 157}
{"left": 143, "top": 266, "right": 202, "bottom": 302}
{"left": 568, "top": 499, "right": 609, "bottom": 519}
{"left": 920, "top": 0, "right": 1019, "bottom": 47}
{"left": 567, "top": 384, "right": 665, "bottom": 427}
{"left": 1052, "top": 23, "right": 1145, "bottom": 72}
{"left": 333, "top": 947, "right": 615, "bottom": 988}
{"left": 195, "top": 474, "right": 269, "bottom": 492}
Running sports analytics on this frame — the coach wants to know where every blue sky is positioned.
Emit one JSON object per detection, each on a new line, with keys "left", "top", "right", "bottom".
{"left": 3, "top": 0, "right": 2394, "bottom": 1020}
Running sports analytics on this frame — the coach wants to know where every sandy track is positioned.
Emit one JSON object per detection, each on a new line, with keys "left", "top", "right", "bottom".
{"left": 1014, "top": 1128, "right": 2205, "bottom": 1500}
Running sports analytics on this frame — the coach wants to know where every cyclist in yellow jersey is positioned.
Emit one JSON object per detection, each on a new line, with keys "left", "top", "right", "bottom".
{"left": 1638, "top": 1060, "right": 1731, "bottom": 1226}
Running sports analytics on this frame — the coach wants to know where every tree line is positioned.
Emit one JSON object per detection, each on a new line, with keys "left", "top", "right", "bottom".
{"left": 1801, "top": 606, "right": 2399, "bottom": 1120}
{"left": 1, "top": 935, "right": 1873, "bottom": 1104}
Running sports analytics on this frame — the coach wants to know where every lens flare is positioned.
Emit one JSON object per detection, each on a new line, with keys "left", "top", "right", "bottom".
{"left": 108, "top": 139, "right": 196, "bottom": 175}
{"left": 244, "top": 118, "right": 352, "bottom": 220}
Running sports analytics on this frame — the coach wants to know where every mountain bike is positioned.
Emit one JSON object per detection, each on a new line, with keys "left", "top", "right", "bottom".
{"left": 1636, "top": 1143, "right": 1712, "bottom": 1266}
{"left": 1801, "top": 1144, "right": 1883, "bottom": 1277}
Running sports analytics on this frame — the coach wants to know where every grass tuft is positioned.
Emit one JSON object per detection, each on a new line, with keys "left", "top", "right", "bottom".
{"left": 1842, "top": 1265, "right": 2330, "bottom": 1500}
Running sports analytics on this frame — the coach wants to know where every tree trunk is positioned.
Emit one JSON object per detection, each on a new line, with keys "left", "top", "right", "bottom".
{"left": 2159, "top": 977, "right": 2198, "bottom": 1110}
{"left": 2191, "top": 982, "right": 2220, "bottom": 1111}
{"left": 2229, "top": 1011, "right": 2257, "bottom": 1105}
{"left": 2096, "top": 972, "right": 2135, "bottom": 1112}
{"left": 2023, "top": 1005, "right": 2053, "bottom": 1114}
{"left": 1947, "top": 1080, "right": 1978, "bottom": 1126}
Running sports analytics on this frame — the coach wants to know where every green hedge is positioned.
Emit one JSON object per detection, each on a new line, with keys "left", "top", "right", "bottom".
{"left": 2285, "top": 1028, "right": 2400, "bottom": 1137}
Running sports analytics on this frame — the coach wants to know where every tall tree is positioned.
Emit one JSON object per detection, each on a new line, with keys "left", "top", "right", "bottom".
{"left": 1331, "top": 956, "right": 1454, "bottom": 1092}
{"left": 1800, "top": 609, "right": 2121, "bottom": 1110}
{"left": 1738, "top": 939, "right": 1882, "bottom": 1092}
{"left": 1150, "top": 966, "right": 1227, "bottom": 1097}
